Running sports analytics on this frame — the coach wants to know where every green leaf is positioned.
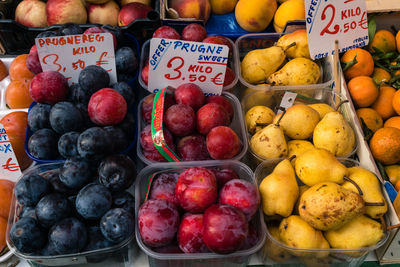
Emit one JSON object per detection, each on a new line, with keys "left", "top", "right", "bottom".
{"left": 341, "top": 53, "right": 358, "bottom": 72}
{"left": 368, "top": 15, "right": 377, "bottom": 42}
{"left": 360, "top": 118, "right": 374, "bottom": 141}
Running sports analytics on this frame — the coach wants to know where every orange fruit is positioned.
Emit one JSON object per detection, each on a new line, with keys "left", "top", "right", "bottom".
{"left": 0, "top": 60, "right": 7, "bottom": 81}
{"left": 0, "top": 216, "right": 7, "bottom": 252}
{"left": 384, "top": 116, "right": 400, "bottom": 130}
{"left": 347, "top": 76, "right": 379, "bottom": 107}
{"left": 372, "top": 67, "right": 391, "bottom": 85}
{"left": 356, "top": 108, "right": 383, "bottom": 132}
{"left": 341, "top": 48, "right": 374, "bottom": 80}
{"left": 372, "top": 86, "right": 396, "bottom": 120}
{"left": 396, "top": 179, "right": 400, "bottom": 192}
{"left": 9, "top": 54, "right": 34, "bottom": 81}
{"left": 369, "top": 29, "right": 396, "bottom": 53}
{"left": 396, "top": 30, "right": 400, "bottom": 53}
{"left": 370, "top": 127, "right": 400, "bottom": 165}
{"left": 0, "top": 112, "right": 32, "bottom": 170}
{"left": 5, "top": 79, "right": 33, "bottom": 109}
{"left": 0, "top": 180, "right": 14, "bottom": 219}
{"left": 392, "top": 89, "right": 400, "bottom": 115}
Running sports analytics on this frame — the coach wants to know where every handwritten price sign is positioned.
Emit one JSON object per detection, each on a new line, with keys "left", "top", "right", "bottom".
{"left": 148, "top": 38, "right": 229, "bottom": 95}
{"left": 305, "top": 0, "right": 369, "bottom": 60}
{"left": 0, "top": 124, "right": 21, "bottom": 182}
{"left": 36, "top": 33, "right": 117, "bottom": 85}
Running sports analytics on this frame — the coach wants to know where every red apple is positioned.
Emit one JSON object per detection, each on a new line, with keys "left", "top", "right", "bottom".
{"left": 153, "top": 26, "right": 181, "bottom": 40}
{"left": 219, "top": 179, "right": 260, "bottom": 221}
{"left": 175, "top": 167, "right": 217, "bottom": 213}
{"left": 164, "top": 104, "right": 195, "bottom": 137}
{"left": 150, "top": 172, "right": 179, "bottom": 207}
{"left": 203, "top": 204, "right": 248, "bottom": 254}
{"left": 29, "top": 71, "right": 68, "bottom": 105}
{"left": 141, "top": 61, "right": 149, "bottom": 86}
{"left": 138, "top": 199, "right": 180, "bottom": 247}
{"left": 46, "top": 0, "right": 87, "bottom": 26}
{"left": 178, "top": 213, "right": 208, "bottom": 253}
{"left": 174, "top": 83, "right": 205, "bottom": 111}
{"left": 177, "top": 135, "right": 210, "bottom": 161}
{"left": 206, "top": 126, "right": 241, "bottom": 160}
{"left": 170, "top": 0, "right": 211, "bottom": 22}
{"left": 210, "top": 168, "right": 239, "bottom": 188}
{"left": 182, "top": 23, "right": 207, "bottom": 42}
{"left": 196, "top": 103, "right": 230, "bottom": 135}
{"left": 88, "top": 1, "right": 120, "bottom": 26}
{"left": 118, "top": 2, "right": 153, "bottom": 26}
{"left": 206, "top": 95, "right": 234, "bottom": 121}
{"left": 84, "top": 27, "right": 117, "bottom": 50}
{"left": 15, "top": 0, "right": 47, "bottom": 27}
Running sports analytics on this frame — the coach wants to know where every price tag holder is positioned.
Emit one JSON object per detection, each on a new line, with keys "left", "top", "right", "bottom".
{"left": 36, "top": 33, "right": 117, "bottom": 85}
{"left": 305, "top": 0, "right": 369, "bottom": 60}
{"left": 148, "top": 38, "right": 229, "bottom": 95}
{"left": 0, "top": 124, "right": 22, "bottom": 182}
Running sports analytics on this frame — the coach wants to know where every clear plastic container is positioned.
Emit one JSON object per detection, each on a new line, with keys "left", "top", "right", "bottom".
{"left": 136, "top": 91, "right": 248, "bottom": 165}
{"left": 135, "top": 160, "right": 266, "bottom": 267}
{"left": 241, "top": 87, "right": 358, "bottom": 166}
{"left": 254, "top": 158, "right": 390, "bottom": 267}
{"left": 138, "top": 37, "right": 239, "bottom": 92}
{"left": 234, "top": 32, "right": 334, "bottom": 97}
{"left": 6, "top": 162, "right": 138, "bottom": 266}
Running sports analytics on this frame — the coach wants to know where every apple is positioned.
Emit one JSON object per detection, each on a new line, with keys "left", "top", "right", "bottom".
{"left": 46, "top": 0, "right": 87, "bottom": 26}
{"left": 206, "top": 126, "right": 241, "bottom": 160}
{"left": 150, "top": 173, "right": 179, "bottom": 207}
{"left": 15, "top": 0, "right": 47, "bottom": 27}
{"left": 29, "top": 71, "right": 68, "bottom": 105}
{"left": 88, "top": 1, "right": 120, "bottom": 26}
{"left": 177, "top": 135, "right": 210, "bottom": 161}
{"left": 175, "top": 167, "right": 217, "bottom": 213}
{"left": 174, "top": 83, "right": 205, "bottom": 111}
{"left": 203, "top": 204, "right": 248, "bottom": 254}
{"left": 170, "top": 0, "right": 211, "bottom": 22}
{"left": 178, "top": 214, "right": 208, "bottom": 253}
{"left": 196, "top": 103, "right": 230, "bottom": 135}
{"left": 118, "top": 2, "right": 153, "bottom": 26}
{"left": 205, "top": 95, "right": 234, "bottom": 121}
{"left": 164, "top": 104, "right": 195, "bottom": 137}
{"left": 153, "top": 26, "right": 181, "bottom": 40}
{"left": 182, "top": 23, "right": 207, "bottom": 42}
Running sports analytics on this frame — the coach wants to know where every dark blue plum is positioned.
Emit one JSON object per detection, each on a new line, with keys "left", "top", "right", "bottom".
{"left": 20, "top": 206, "right": 36, "bottom": 219}
{"left": 79, "top": 65, "right": 110, "bottom": 95}
{"left": 77, "top": 127, "right": 111, "bottom": 160}
{"left": 67, "top": 83, "right": 90, "bottom": 104}
{"left": 35, "top": 193, "right": 71, "bottom": 228}
{"left": 117, "top": 72, "right": 133, "bottom": 83}
{"left": 112, "top": 191, "right": 134, "bottom": 214}
{"left": 100, "top": 208, "right": 134, "bottom": 243}
{"left": 50, "top": 102, "right": 83, "bottom": 134}
{"left": 58, "top": 131, "right": 80, "bottom": 159}
{"left": 116, "top": 113, "right": 135, "bottom": 139}
{"left": 57, "top": 23, "right": 83, "bottom": 36}
{"left": 76, "top": 183, "right": 112, "bottom": 220}
{"left": 42, "top": 169, "right": 77, "bottom": 196}
{"left": 103, "top": 126, "right": 129, "bottom": 153}
{"left": 28, "top": 128, "right": 59, "bottom": 159}
{"left": 27, "top": 103, "right": 52, "bottom": 132}
{"left": 14, "top": 174, "right": 51, "bottom": 207}
{"left": 36, "top": 31, "right": 57, "bottom": 38}
{"left": 10, "top": 217, "right": 46, "bottom": 253}
{"left": 115, "top": 47, "right": 138, "bottom": 74}
{"left": 98, "top": 155, "right": 136, "bottom": 192}
{"left": 59, "top": 157, "right": 93, "bottom": 189}
{"left": 40, "top": 242, "right": 59, "bottom": 256}
{"left": 75, "top": 103, "right": 95, "bottom": 129}
{"left": 112, "top": 82, "right": 135, "bottom": 106}
{"left": 85, "top": 225, "right": 115, "bottom": 251}
{"left": 48, "top": 217, "right": 87, "bottom": 254}
{"left": 67, "top": 195, "right": 85, "bottom": 222}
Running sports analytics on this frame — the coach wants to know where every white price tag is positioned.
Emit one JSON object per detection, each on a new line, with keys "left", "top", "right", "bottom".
{"left": 279, "top": 92, "right": 298, "bottom": 113}
{"left": 148, "top": 38, "right": 229, "bottom": 95}
{"left": 305, "top": 0, "right": 369, "bottom": 60}
{"left": 0, "top": 124, "right": 22, "bottom": 182}
{"left": 36, "top": 33, "right": 117, "bottom": 85}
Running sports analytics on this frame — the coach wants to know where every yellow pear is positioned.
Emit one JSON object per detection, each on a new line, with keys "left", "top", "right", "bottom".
{"left": 295, "top": 148, "right": 348, "bottom": 186}
{"left": 241, "top": 46, "right": 286, "bottom": 84}
{"left": 299, "top": 182, "right": 365, "bottom": 231}
{"left": 259, "top": 159, "right": 299, "bottom": 217}
{"left": 324, "top": 215, "right": 384, "bottom": 249}
{"left": 235, "top": 0, "right": 277, "bottom": 32}
{"left": 277, "top": 29, "right": 311, "bottom": 59}
{"left": 308, "top": 103, "right": 335, "bottom": 119}
{"left": 245, "top": 106, "right": 275, "bottom": 134}
{"left": 294, "top": 185, "right": 310, "bottom": 215}
{"left": 279, "top": 215, "right": 330, "bottom": 257}
{"left": 313, "top": 109, "right": 356, "bottom": 157}
{"left": 342, "top": 167, "right": 387, "bottom": 219}
{"left": 273, "top": 104, "right": 320, "bottom": 139}
{"left": 384, "top": 165, "right": 400, "bottom": 185}
{"left": 262, "top": 225, "right": 292, "bottom": 262}
{"left": 288, "top": 140, "right": 314, "bottom": 166}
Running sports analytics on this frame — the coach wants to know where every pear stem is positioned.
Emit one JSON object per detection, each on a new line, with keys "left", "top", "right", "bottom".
{"left": 288, "top": 155, "right": 296, "bottom": 161}
{"left": 387, "top": 223, "right": 400, "bottom": 231}
{"left": 284, "top": 42, "right": 297, "bottom": 52}
{"left": 275, "top": 109, "right": 287, "bottom": 126}
{"left": 343, "top": 176, "right": 363, "bottom": 196}
{"left": 256, "top": 123, "right": 270, "bottom": 127}
{"left": 365, "top": 202, "right": 385, "bottom": 206}
{"left": 380, "top": 215, "right": 387, "bottom": 232}
{"left": 335, "top": 100, "right": 349, "bottom": 111}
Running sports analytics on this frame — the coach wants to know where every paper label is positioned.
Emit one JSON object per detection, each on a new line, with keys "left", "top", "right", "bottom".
{"left": 35, "top": 33, "right": 117, "bottom": 85}
{"left": 148, "top": 38, "right": 229, "bottom": 95}
{"left": 305, "top": 0, "right": 369, "bottom": 60}
{"left": 0, "top": 124, "right": 22, "bottom": 182}
{"left": 278, "top": 92, "right": 298, "bottom": 113}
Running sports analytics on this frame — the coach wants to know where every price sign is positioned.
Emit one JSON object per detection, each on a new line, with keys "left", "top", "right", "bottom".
{"left": 148, "top": 38, "right": 229, "bottom": 95}
{"left": 305, "top": 0, "right": 369, "bottom": 60}
{"left": 0, "top": 124, "right": 22, "bottom": 182}
{"left": 36, "top": 33, "right": 117, "bottom": 85}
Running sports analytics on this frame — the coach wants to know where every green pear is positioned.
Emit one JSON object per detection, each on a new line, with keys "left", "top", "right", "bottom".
{"left": 299, "top": 182, "right": 365, "bottom": 231}
{"left": 295, "top": 148, "right": 348, "bottom": 186}
{"left": 313, "top": 109, "right": 356, "bottom": 157}
{"left": 267, "top": 58, "right": 320, "bottom": 85}
{"left": 342, "top": 167, "right": 387, "bottom": 219}
{"left": 325, "top": 215, "right": 384, "bottom": 249}
{"left": 259, "top": 159, "right": 299, "bottom": 217}
{"left": 273, "top": 104, "right": 320, "bottom": 139}
{"left": 241, "top": 46, "right": 286, "bottom": 84}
